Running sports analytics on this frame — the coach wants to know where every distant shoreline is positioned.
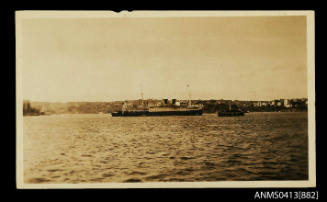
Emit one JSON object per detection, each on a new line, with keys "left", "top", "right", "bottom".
{"left": 23, "top": 111, "right": 308, "bottom": 117}
{"left": 23, "top": 98, "right": 308, "bottom": 115}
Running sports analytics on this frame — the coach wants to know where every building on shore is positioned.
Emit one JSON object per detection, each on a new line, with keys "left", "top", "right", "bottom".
{"left": 283, "top": 99, "right": 291, "bottom": 108}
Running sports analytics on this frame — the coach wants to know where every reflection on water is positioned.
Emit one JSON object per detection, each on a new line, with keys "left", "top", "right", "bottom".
{"left": 23, "top": 112, "right": 308, "bottom": 183}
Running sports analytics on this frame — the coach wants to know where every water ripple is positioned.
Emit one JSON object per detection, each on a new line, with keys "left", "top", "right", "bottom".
{"left": 24, "top": 112, "right": 308, "bottom": 183}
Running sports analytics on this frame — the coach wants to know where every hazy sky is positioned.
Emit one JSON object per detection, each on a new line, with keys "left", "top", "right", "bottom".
{"left": 21, "top": 16, "right": 307, "bottom": 102}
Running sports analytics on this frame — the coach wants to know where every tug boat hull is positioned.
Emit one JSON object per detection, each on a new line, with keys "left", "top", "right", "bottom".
{"left": 218, "top": 110, "right": 244, "bottom": 117}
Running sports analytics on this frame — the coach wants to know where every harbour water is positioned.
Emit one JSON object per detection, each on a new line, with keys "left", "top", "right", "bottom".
{"left": 23, "top": 112, "right": 308, "bottom": 183}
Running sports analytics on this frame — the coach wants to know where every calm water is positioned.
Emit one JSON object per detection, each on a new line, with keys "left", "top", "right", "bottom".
{"left": 23, "top": 112, "right": 308, "bottom": 183}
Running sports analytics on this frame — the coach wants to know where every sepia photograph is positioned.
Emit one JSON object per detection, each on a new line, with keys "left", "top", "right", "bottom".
{"left": 16, "top": 11, "right": 315, "bottom": 188}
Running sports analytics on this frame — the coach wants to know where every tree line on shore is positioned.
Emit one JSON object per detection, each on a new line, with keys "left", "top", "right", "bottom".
{"left": 23, "top": 100, "right": 43, "bottom": 116}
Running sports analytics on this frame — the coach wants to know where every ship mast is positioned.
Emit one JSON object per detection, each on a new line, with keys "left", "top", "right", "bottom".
{"left": 140, "top": 83, "right": 144, "bottom": 107}
{"left": 187, "top": 84, "right": 191, "bottom": 107}
{"left": 140, "top": 84, "right": 144, "bottom": 100}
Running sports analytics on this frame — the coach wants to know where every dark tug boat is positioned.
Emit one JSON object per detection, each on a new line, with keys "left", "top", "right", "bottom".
{"left": 217, "top": 103, "right": 245, "bottom": 117}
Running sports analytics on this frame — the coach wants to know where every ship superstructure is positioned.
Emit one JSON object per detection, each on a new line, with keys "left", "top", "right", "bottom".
{"left": 111, "top": 85, "right": 203, "bottom": 116}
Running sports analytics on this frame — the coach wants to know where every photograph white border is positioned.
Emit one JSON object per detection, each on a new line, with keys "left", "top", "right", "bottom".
{"left": 16, "top": 10, "right": 315, "bottom": 189}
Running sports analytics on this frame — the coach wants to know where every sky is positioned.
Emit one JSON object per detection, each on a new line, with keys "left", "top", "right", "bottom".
{"left": 20, "top": 15, "right": 307, "bottom": 102}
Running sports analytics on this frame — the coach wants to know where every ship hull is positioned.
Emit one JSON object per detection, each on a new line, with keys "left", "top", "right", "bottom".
{"left": 218, "top": 111, "right": 244, "bottom": 117}
{"left": 111, "top": 109, "right": 203, "bottom": 117}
